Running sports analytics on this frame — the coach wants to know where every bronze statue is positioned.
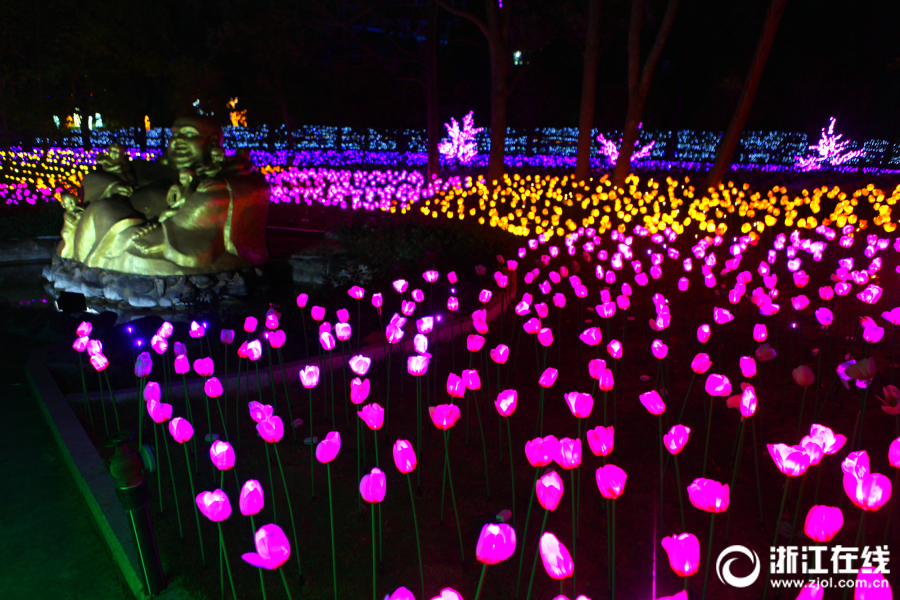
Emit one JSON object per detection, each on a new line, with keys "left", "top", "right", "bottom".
{"left": 58, "top": 116, "right": 269, "bottom": 276}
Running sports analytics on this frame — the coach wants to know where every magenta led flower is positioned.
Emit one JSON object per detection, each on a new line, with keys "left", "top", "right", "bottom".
{"left": 539, "top": 533, "right": 574, "bottom": 580}
{"left": 446, "top": 373, "right": 465, "bottom": 398}
{"left": 564, "top": 392, "right": 593, "bottom": 418}
{"left": 651, "top": 339, "right": 668, "bottom": 359}
{"left": 687, "top": 478, "right": 729, "bottom": 513}
{"left": 196, "top": 489, "right": 232, "bottom": 522}
{"left": 190, "top": 321, "right": 206, "bottom": 338}
{"left": 843, "top": 470, "right": 892, "bottom": 511}
{"left": 663, "top": 425, "right": 691, "bottom": 455}
{"left": 348, "top": 285, "right": 365, "bottom": 300}
{"left": 809, "top": 424, "right": 847, "bottom": 455}
{"left": 210, "top": 440, "right": 235, "bottom": 471}
{"left": 804, "top": 505, "right": 843, "bottom": 542}
{"left": 525, "top": 435, "right": 559, "bottom": 467}
{"left": 350, "top": 377, "right": 370, "bottom": 404}
{"left": 495, "top": 389, "right": 518, "bottom": 417}
{"left": 239, "top": 480, "right": 265, "bottom": 516}
{"left": 392, "top": 439, "right": 417, "bottom": 474}
{"left": 360, "top": 467, "right": 387, "bottom": 503}
{"left": 697, "top": 324, "right": 711, "bottom": 343}
{"left": 639, "top": 390, "right": 666, "bottom": 415}
{"left": 315, "top": 431, "right": 341, "bottom": 463}
{"left": 265, "top": 308, "right": 280, "bottom": 329}
{"left": 204, "top": 377, "right": 223, "bottom": 398}
{"left": 147, "top": 398, "right": 173, "bottom": 424}
{"left": 556, "top": 437, "right": 582, "bottom": 469}
{"left": 767, "top": 443, "right": 810, "bottom": 477}
{"left": 135, "top": 352, "right": 153, "bottom": 377}
{"left": 462, "top": 369, "right": 481, "bottom": 390}
{"left": 596, "top": 464, "right": 627, "bottom": 499}
{"left": 607, "top": 339, "right": 623, "bottom": 359}
{"left": 408, "top": 354, "right": 429, "bottom": 376}
{"left": 579, "top": 327, "right": 602, "bottom": 346}
{"left": 299, "top": 365, "right": 320, "bottom": 389}
{"left": 372, "top": 293, "right": 383, "bottom": 309}
{"left": 430, "top": 404, "right": 461, "bottom": 430}
{"left": 76, "top": 321, "right": 92, "bottom": 337}
{"left": 475, "top": 523, "right": 517, "bottom": 565}
{"left": 753, "top": 323, "right": 767, "bottom": 342}
{"left": 587, "top": 426, "right": 614, "bottom": 457}
{"left": 536, "top": 470, "right": 564, "bottom": 511}
{"left": 268, "top": 329, "right": 287, "bottom": 348}
{"left": 467, "top": 334, "right": 485, "bottom": 352}
{"left": 704, "top": 373, "right": 731, "bottom": 396}
{"left": 359, "top": 403, "right": 385, "bottom": 430}
{"left": 257, "top": 416, "right": 285, "bottom": 443}
{"left": 169, "top": 417, "right": 194, "bottom": 443}
{"left": 296, "top": 293, "right": 308, "bottom": 308}
{"left": 539, "top": 367, "right": 559, "bottom": 388}
{"left": 490, "top": 344, "right": 509, "bottom": 364}
{"left": 249, "top": 401, "right": 273, "bottom": 424}
{"left": 739, "top": 356, "right": 757, "bottom": 378}
{"left": 73, "top": 336, "right": 90, "bottom": 352}
{"left": 90, "top": 353, "right": 109, "bottom": 371}
{"left": 194, "top": 356, "right": 214, "bottom": 377}
{"left": 661, "top": 533, "right": 699, "bottom": 577}
{"left": 242, "top": 523, "right": 291, "bottom": 570}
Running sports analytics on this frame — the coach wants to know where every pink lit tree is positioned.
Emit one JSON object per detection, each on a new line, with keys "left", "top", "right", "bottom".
{"left": 596, "top": 127, "right": 656, "bottom": 166}
{"left": 439, "top": 111, "right": 483, "bottom": 165}
{"left": 794, "top": 117, "right": 866, "bottom": 171}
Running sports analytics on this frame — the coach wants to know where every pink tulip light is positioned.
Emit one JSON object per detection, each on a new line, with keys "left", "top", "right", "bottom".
{"left": 579, "top": 327, "right": 602, "bottom": 346}
{"left": 735, "top": 355, "right": 756, "bottom": 379}
{"left": 639, "top": 390, "right": 666, "bottom": 415}
{"left": 704, "top": 373, "right": 732, "bottom": 397}
{"left": 190, "top": 321, "right": 206, "bottom": 338}
{"left": 539, "top": 367, "right": 559, "bottom": 388}
{"left": 408, "top": 354, "right": 430, "bottom": 376}
{"left": 536, "top": 470, "right": 564, "bottom": 510}
{"left": 467, "top": 334, "right": 485, "bottom": 352}
{"left": 147, "top": 398, "right": 173, "bottom": 424}
{"left": 697, "top": 324, "right": 711, "bottom": 343}
{"left": 76, "top": 321, "right": 92, "bottom": 337}
{"left": 804, "top": 505, "right": 843, "bottom": 542}
{"left": 687, "top": 478, "right": 730, "bottom": 512}
{"left": 430, "top": 404, "right": 461, "bottom": 430}
{"left": 315, "top": 431, "right": 341, "bottom": 463}
{"left": 490, "top": 344, "right": 510, "bottom": 364}
{"left": 348, "top": 285, "right": 365, "bottom": 300}
{"left": 556, "top": 438, "right": 582, "bottom": 469}
{"left": 135, "top": 352, "right": 153, "bottom": 377}
{"left": 587, "top": 426, "right": 614, "bottom": 456}
{"left": 539, "top": 533, "right": 574, "bottom": 579}
{"left": 475, "top": 523, "right": 517, "bottom": 564}
{"left": 359, "top": 403, "right": 385, "bottom": 430}
{"left": 393, "top": 439, "right": 417, "bottom": 473}
{"left": 196, "top": 489, "right": 232, "bottom": 522}
{"left": 204, "top": 377, "right": 223, "bottom": 398}
{"left": 767, "top": 444, "right": 810, "bottom": 477}
{"left": 169, "top": 417, "right": 194, "bottom": 443}
{"left": 350, "top": 377, "right": 371, "bottom": 404}
{"left": 753, "top": 323, "right": 768, "bottom": 342}
{"left": 525, "top": 435, "right": 560, "bottom": 467}
{"left": 661, "top": 533, "right": 700, "bottom": 577}
{"left": 257, "top": 416, "right": 285, "bottom": 443}
{"left": 360, "top": 467, "right": 387, "bottom": 503}
{"left": 239, "top": 480, "right": 265, "bottom": 516}
{"left": 242, "top": 523, "right": 291, "bottom": 570}
{"left": 495, "top": 390, "right": 518, "bottom": 417}
{"left": 651, "top": 339, "right": 668, "bottom": 359}
{"left": 663, "top": 425, "right": 691, "bottom": 454}
{"left": 564, "top": 392, "right": 593, "bottom": 418}
{"left": 607, "top": 340, "right": 623, "bottom": 359}
{"left": 462, "top": 369, "right": 481, "bottom": 390}
{"left": 210, "top": 441, "right": 235, "bottom": 471}
{"left": 446, "top": 373, "right": 466, "bottom": 398}
{"left": 596, "top": 464, "right": 627, "bottom": 499}
{"left": 300, "top": 365, "right": 320, "bottom": 388}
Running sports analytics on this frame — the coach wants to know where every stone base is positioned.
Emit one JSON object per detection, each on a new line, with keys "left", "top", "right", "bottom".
{"left": 42, "top": 256, "right": 256, "bottom": 312}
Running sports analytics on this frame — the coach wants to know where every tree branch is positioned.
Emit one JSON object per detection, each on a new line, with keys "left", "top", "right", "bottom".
{"left": 434, "top": 0, "right": 488, "bottom": 38}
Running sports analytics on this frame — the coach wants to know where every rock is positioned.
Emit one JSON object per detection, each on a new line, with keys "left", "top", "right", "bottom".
{"left": 103, "top": 286, "right": 122, "bottom": 301}
{"left": 154, "top": 279, "right": 166, "bottom": 298}
{"left": 128, "top": 295, "right": 157, "bottom": 308}
{"left": 128, "top": 278, "right": 155, "bottom": 295}
{"left": 83, "top": 269, "right": 101, "bottom": 284}
{"left": 158, "top": 298, "right": 173, "bottom": 308}
{"left": 16, "top": 238, "right": 36, "bottom": 252}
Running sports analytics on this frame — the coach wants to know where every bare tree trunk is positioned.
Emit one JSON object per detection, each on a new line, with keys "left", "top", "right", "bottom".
{"left": 705, "top": 0, "right": 787, "bottom": 190}
{"left": 435, "top": 0, "right": 509, "bottom": 184}
{"left": 575, "top": 0, "right": 603, "bottom": 182}
{"left": 611, "top": 0, "right": 679, "bottom": 188}
{"left": 426, "top": 0, "right": 441, "bottom": 179}
{"left": 486, "top": 1, "right": 509, "bottom": 185}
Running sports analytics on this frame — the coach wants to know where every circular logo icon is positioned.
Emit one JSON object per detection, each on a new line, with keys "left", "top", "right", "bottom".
{"left": 716, "top": 545, "right": 761, "bottom": 588}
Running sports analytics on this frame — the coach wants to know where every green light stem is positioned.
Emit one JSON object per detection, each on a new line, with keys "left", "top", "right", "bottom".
{"left": 406, "top": 473, "right": 425, "bottom": 600}
{"left": 326, "top": 463, "right": 337, "bottom": 600}
{"left": 273, "top": 442, "right": 303, "bottom": 578}
{"left": 182, "top": 443, "right": 205, "bottom": 565}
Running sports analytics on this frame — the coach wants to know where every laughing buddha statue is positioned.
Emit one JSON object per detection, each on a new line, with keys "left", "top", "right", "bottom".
{"left": 58, "top": 116, "right": 269, "bottom": 276}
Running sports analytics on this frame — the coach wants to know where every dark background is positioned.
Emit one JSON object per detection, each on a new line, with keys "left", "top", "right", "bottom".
{"left": 1, "top": 0, "right": 897, "bottom": 142}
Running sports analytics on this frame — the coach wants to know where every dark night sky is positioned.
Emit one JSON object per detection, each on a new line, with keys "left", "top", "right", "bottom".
{"left": 2, "top": 0, "right": 898, "bottom": 140}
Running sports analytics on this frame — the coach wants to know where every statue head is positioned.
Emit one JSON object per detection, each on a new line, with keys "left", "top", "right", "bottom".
{"left": 167, "top": 116, "right": 223, "bottom": 170}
